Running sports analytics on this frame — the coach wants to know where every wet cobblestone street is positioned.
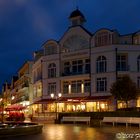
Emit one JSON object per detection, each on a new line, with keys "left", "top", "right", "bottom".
{"left": 3, "top": 124, "right": 140, "bottom": 140}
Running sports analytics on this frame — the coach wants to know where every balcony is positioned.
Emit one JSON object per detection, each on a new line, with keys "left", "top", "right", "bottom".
{"left": 62, "top": 71, "right": 90, "bottom": 77}
{"left": 63, "top": 92, "right": 90, "bottom": 98}
{"left": 117, "top": 65, "right": 130, "bottom": 72}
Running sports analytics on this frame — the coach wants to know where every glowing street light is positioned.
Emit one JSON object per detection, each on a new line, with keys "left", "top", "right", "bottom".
{"left": 11, "top": 96, "right": 15, "bottom": 100}
{"left": 50, "top": 93, "right": 62, "bottom": 122}
{"left": 50, "top": 93, "right": 54, "bottom": 98}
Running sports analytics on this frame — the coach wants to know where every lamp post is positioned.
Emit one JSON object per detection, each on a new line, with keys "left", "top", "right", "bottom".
{"left": 50, "top": 93, "right": 62, "bottom": 122}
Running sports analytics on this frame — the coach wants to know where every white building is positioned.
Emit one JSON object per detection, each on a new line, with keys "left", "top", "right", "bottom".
{"left": 32, "top": 9, "right": 140, "bottom": 114}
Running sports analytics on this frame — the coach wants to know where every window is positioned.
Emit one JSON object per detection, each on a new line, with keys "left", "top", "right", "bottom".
{"left": 48, "top": 63, "right": 56, "bottom": 78}
{"left": 71, "top": 81, "right": 77, "bottom": 93}
{"left": 77, "top": 81, "right": 81, "bottom": 93}
{"left": 117, "top": 54, "right": 128, "bottom": 71}
{"left": 85, "top": 59, "right": 90, "bottom": 73}
{"left": 96, "top": 56, "right": 107, "bottom": 73}
{"left": 63, "top": 59, "right": 90, "bottom": 76}
{"left": 48, "top": 83, "right": 56, "bottom": 94}
{"left": 133, "top": 35, "right": 140, "bottom": 45}
{"left": 137, "top": 77, "right": 140, "bottom": 88}
{"left": 84, "top": 80, "right": 90, "bottom": 93}
{"left": 45, "top": 45, "right": 57, "bottom": 55}
{"left": 95, "top": 32, "right": 112, "bottom": 47}
{"left": 96, "top": 78, "right": 107, "bottom": 92}
{"left": 137, "top": 55, "right": 140, "bottom": 72}
{"left": 33, "top": 67, "right": 42, "bottom": 82}
{"left": 64, "top": 62, "right": 71, "bottom": 75}
{"left": 63, "top": 82, "right": 69, "bottom": 94}
{"left": 71, "top": 80, "right": 82, "bottom": 93}
{"left": 63, "top": 35, "right": 89, "bottom": 52}
{"left": 72, "top": 60, "right": 83, "bottom": 74}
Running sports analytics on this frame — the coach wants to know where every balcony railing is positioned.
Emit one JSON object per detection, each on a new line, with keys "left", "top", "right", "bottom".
{"left": 62, "top": 71, "right": 90, "bottom": 76}
{"left": 117, "top": 65, "right": 130, "bottom": 71}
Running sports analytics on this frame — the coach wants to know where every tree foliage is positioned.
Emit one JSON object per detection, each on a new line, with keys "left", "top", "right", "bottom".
{"left": 110, "top": 75, "right": 138, "bottom": 107}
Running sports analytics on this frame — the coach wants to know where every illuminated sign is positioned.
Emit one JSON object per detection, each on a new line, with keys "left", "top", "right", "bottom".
{"left": 67, "top": 99, "right": 80, "bottom": 102}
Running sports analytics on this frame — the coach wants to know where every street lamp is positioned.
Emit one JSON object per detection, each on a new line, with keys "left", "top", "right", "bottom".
{"left": 50, "top": 93, "right": 62, "bottom": 122}
{"left": 11, "top": 96, "right": 15, "bottom": 100}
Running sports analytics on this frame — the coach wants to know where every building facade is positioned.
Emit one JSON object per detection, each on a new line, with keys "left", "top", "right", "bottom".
{"left": 32, "top": 9, "right": 140, "bottom": 114}
{"left": 2, "top": 82, "right": 11, "bottom": 106}
{"left": 9, "top": 61, "right": 33, "bottom": 115}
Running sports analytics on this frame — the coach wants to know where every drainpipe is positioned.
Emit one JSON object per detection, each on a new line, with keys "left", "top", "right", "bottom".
{"left": 89, "top": 37, "right": 92, "bottom": 97}
{"left": 115, "top": 48, "right": 118, "bottom": 80}
{"left": 115, "top": 47, "right": 118, "bottom": 110}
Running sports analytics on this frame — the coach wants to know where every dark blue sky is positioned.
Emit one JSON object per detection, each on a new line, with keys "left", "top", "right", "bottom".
{"left": 0, "top": 0, "right": 140, "bottom": 91}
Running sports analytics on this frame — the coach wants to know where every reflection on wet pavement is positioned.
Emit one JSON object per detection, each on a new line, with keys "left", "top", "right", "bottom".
{"left": 3, "top": 124, "right": 140, "bottom": 140}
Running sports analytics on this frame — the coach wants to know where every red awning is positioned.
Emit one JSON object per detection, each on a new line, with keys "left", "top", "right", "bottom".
{"left": 5, "top": 104, "right": 27, "bottom": 111}
{"left": 0, "top": 107, "right": 4, "bottom": 112}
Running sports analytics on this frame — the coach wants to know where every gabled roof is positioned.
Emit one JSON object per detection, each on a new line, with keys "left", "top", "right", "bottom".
{"left": 59, "top": 25, "right": 92, "bottom": 43}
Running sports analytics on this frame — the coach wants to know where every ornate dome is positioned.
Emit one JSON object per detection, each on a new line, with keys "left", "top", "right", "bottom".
{"left": 69, "top": 9, "right": 86, "bottom": 26}
{"left": 69, "top": 9, "right": 85, "bottom": 19}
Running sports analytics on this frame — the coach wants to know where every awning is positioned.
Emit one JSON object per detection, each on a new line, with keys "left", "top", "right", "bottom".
{"left": 0, "top": 107, "right": 4, "bottom": 112}
{"left": 5, "top": 104, "right": 27, "bottom": 111}
{"left": 33, "top": 95, "right": 112, "bottom": 104}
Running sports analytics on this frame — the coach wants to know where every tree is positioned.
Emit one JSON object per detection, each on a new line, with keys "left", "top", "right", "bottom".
{"left": 110, "top": 75, "right": 138, "bottom": 108}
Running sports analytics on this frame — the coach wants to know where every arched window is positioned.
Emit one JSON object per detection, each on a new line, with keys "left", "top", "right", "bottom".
{"left": 95, "top": 31, "right": 112, "bottom": 47}
{"left": 133, "top": 33, "right": 140, "bottom": 45}
{"left": 96, "top": 56, "right": 107, "bottom": 73}
{"left": 48, "top": 63, "right": 56, "bottom": 78}
{"left": 137, "top": 55, "right": 140, "bottom": 72}
{"left": 45, "top": 45, "right": 57, "bottom": 55}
